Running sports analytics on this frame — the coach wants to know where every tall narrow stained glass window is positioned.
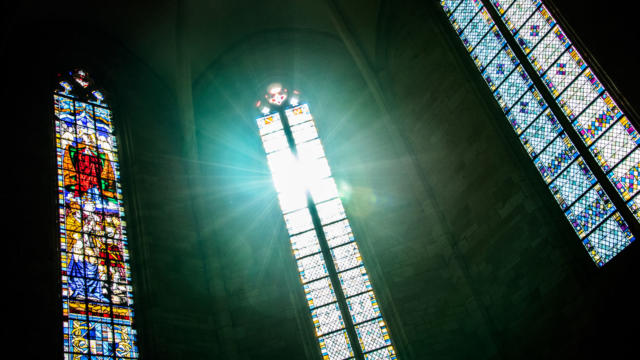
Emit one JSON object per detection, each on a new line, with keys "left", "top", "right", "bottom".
{"left": 441, "top": 0, "right": 636, "bottom": 266}
{"left": 54, "top": 70, "right": 138, "bottom": 359}
{"left": 255, "top": 86, "right": 397, "bottom": 360}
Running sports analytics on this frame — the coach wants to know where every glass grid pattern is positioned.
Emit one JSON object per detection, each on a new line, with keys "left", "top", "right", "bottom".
{"left": 257, "top": 103, "right": 396, "bottom": 357}
{"left": 364, "top": 346, "right": 398, "bottom": 360}
{"left": 513, "top": 5, "right": 555, "bottom": 54}
{"left": 488, "top": 0, "right": 638, "bottom": 264}
{"left": 502, "top": 0, "right": 541, "bottom": 35}
{"left": 482, "top": 46, "right": 520, "bottom": 91}
{"left": 461, "top": 8, "right": 495, "bottom": 52}
{"left": 519, "top": 109, "right": 561, "bottom": 158}
{"left": 528, "top": 25, "right": 569, "bottom": 75}
{"left": 444, "top": 0, "right": 635, "bottom": 266}
{"left": 55, "top": 75, "right": 138, "bottom": 359}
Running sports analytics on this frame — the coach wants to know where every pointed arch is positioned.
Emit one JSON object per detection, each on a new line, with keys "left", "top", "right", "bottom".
{"left": 54, "top": 69, "right": 139, "bottom": 358}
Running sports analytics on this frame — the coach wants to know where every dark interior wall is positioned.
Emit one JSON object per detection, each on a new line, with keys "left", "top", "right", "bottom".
{"left": 3, "top": 14, "right": 222, "bottom": 360}
{"left": 379, "top": 1, "right": 640, "bottom": 358}
{"left": 3, "top": 1, "right": 639, "bottom": 359}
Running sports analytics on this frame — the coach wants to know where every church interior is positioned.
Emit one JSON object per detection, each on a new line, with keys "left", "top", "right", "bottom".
{"left": 4, "top": 0, "right": 640, "bottom": 358}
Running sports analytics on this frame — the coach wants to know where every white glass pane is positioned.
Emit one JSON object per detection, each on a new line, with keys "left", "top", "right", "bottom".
{"left": 355, "top": 319, "right": 392, "bottom": 353}
{"left": 284, "top": 208, "right": 314, "bottom": 235}
{"left": 304, "top": 277, "right": 337, "bottom": 309}
{"left": 364, "top": 346, "right": 397, "bottom": 360}
{"left": 323, "top": 220, "right": 355, "bottom": 248}
{"left": 297, "top": 139, "right": 326, "bottom": 162}
{"left": 528, "top": 26, "right": 569, "bottom": 75}
{"left": 317, "top": 198, "right": 347, "bottom": 225}
{"left": 318, "top": 330, "right": 354, "bottom": 360}
{"left": 285, "top": 104, "right": 313, "bottom": 126}
{"left": 590, "top": 117, "right": 640, "bottom": 172}
{"left": 310, "top": 177, "right": 340, "bottom": 204}
{"left": 291, "top": 121, "right": 319, "bottom": 144}
{"left": 347, "top": 291, "right": 381, "bottom": 325}
{"left": 514, "top": 5, "right": 554, "bottom": 54}
{"left": 312, "top": 303, "right": 345, "bottom": 336}
{"left": 301, "top": 157, "right": 332, "bottom": 183}
{"left": 558, "top": 70, "right": 604, "bottom": 120}
{"left": 331, "top": 242, "right": 364, "bottom": 272}
{"left": 338, "top": 266, "right": 372, "bottom": 297}
{"left": 542, "top": 47, "right": 586, "bottom": 98}
{"left": 503, "top": 0, "right": 540, "bottom": 34}
{"left": 257, "top": 112, "right": 283, "bottom": 135}
{"left": 297, "top": 254, "right": 329, "bottom": 283}
{"left": 278, "top": 189, "right": 308, "bottom": 214}
{"left": 261, "top": 130, "right": 289, "bottom": 154}
{"left": 266, "top": 149, "right": 296, "bottom": 176}
{"left": 290, "top": 230, "right": 321, "bottom": 259}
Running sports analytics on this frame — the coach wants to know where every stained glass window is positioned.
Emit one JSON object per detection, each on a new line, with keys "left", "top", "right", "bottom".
{"left": 55, "top": 69, "right": 138, "bottom": 358}
{"left": 256, "top": 86, "right": 397, "bottom": 359}
{"left": 442, "top": 0, "right": 635, "bottom": 266}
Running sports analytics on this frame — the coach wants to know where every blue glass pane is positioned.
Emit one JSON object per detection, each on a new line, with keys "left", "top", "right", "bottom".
{"left": 450, "top": 0, "right": 483, "bottom": 34}
{"left": 471, "top": 26, "right": 506, "bottom": 70}
{"left": 549, "top": 157, "right": 596, "bottom": 210}
{"left": 533, "top": 133, "right": 578, "bottom": 183}
{"left": 583, "top": 212, "right": 634, "bottom": 266}
{"left": 441, "top": 0, "right": 463, "bottom": 16}
{"left": 566, "top": 185, "right": 615, "bottom": 238}
{"left": 519, "top": 109, "right": 561, "bottom": 158}
{"left": 494, "top": 65, "right": 532, "bottom": 112}
{"left": 461, "top": 8, "right": 494, "bottom": 52}
{"left": 507, "top": 87, "right": 548, "bottom": 134}
{"left": 483, "top": 47, "right": 520, "bottom": 91}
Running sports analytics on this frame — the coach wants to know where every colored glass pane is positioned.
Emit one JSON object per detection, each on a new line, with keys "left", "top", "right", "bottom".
{"left": 482, "top": 46, "right": 520, "bottom": 91}
{"left": 549, "top": 157, "right": 596, "bottom": 210}
{"left": 461, "top": 8, "right": 495, "bottom": 52}
{"left": 528, "top": 25, "right": 569, "bottom": 74}
{"left": 519, "top": 109, "right": 562, "bottom": 158}
{"left": 502, "top": 0, "right": 541, "bottom": 35}
{"left": 55, "top": 72, "right": 138, "bottom": 359}
{"left": 258, "top": 101, "right": 396, "bottom": 358}
{"left": 450, "top": 0, "right": 483, "bottom": 34}
{"left": 507, "top": 87, "right": 548, "bottom": 134}
{"left": 572, "top": 92, "right": 622, "bottom": 146}
{"left": 513, "top": 5, "right": 555, "bottom": 53}
{"left": 542, "top": 47, "right": 586, "bottom": 97}
{"left": 471, "top": 26, "right": 506, "bottom": 71}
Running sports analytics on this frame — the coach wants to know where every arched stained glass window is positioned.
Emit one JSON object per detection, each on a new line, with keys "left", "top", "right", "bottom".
{"left": 441, "top": 0, "right": 636, "bottom": 266}
{"left": 255, "top": 86, "right": 397, "bottom": 360}
{"left": 54, "top": 70, "right": 138, "bottom": 358}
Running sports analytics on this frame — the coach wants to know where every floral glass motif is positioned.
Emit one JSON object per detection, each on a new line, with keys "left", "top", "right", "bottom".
{"left": 55, "top": 70, "right": 138, "bottom": 359}
{"left": 444, "top": 0, "right": 635, "bottom": 266}
{"left": 257, "top": 99, "right": 397, "bottom": 358}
